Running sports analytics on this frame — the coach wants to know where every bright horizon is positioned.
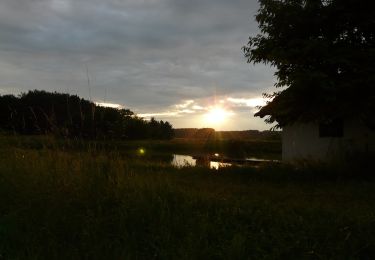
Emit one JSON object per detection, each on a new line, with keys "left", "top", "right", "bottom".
{"left": 97, "top": 95, "right": 271, "bottom": 131}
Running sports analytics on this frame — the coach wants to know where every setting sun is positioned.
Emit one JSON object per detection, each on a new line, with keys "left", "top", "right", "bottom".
{"left": 203, "top": 107, "right": 232, "bottom": 125}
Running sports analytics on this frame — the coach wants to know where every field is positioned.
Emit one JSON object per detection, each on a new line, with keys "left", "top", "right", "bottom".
{"left": 1, "top": 134, "right": 375, "bottom": 259}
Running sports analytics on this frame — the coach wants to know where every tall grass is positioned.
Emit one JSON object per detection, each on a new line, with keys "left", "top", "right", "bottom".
{"left": 0, "top": 135, "right": 375, "bottom": 259}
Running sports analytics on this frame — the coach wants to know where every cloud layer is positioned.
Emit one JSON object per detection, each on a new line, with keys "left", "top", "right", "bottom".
{"left": 0, "top": 0, "right": 275, "bottom": 130}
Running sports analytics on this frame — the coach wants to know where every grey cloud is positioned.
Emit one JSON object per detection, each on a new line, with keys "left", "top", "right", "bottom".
{"left": 0, "top": 0, "right": 275, "bottom": 129}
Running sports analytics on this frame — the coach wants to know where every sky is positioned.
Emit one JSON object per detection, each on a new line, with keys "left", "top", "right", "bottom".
{"left": 0, "top": 0, "right": 276, "bottom": 130}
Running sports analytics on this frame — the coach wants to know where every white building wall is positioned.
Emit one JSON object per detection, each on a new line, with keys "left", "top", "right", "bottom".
{"left": 282, "top": 120, "right": 375, "bottom": 162}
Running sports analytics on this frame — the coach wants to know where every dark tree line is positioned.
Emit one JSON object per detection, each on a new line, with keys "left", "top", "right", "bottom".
{"left": 173, "top": 128, "right": 215, "bottom": 139}
{"left": 0, "top": 90, "right": 174, "bottom": 140}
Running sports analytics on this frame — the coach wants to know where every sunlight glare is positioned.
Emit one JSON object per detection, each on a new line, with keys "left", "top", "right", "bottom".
{"left": 138, "top": 148, "right": 145, "bottom": 155}
{"left": 203, "top": 107, "right": 232, "bottom": 126}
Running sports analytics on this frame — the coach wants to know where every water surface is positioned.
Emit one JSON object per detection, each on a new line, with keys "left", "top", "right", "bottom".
{"left": 171, "top": 154, "right": 231, "bottom": 170}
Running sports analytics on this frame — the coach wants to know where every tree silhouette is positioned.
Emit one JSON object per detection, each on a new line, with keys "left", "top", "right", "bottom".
{"left": 243, "top": 0, "right": 375, "bottom": 128}
{"left": 0, "top": 90, "right": 174, "bottom": 140}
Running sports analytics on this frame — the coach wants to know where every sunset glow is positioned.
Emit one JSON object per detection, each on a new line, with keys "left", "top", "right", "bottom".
{"left": 203, "top": 107, "right": 233, "bottom": 126}
{"left": 136, "top": 97, "right": 270, "bottom": 130}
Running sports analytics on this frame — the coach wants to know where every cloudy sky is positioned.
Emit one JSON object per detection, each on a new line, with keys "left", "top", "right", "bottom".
{"left": 0, "top": 0, "right": 275, "bottom": 130}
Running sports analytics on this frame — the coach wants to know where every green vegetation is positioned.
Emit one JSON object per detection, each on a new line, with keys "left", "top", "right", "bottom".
{"left": 1, "top": 130, "right": 281, "bottom": 159}
{"left": 173, "top": 128, "right": 281, "bottom": 158}
{"left": 1, "top": 134, "right": 375, "bottom": 259}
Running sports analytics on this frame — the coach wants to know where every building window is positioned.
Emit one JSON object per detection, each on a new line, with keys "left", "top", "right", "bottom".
{"left": 319, "top": 119, "right": 343, "bottom": 137}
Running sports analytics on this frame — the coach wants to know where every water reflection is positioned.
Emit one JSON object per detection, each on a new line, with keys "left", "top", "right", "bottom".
{"left": 172, "top": 154, "right": 231, "bottom": 170}
{"left": 209, "top": 161, "right": 232, "bottom": 170}
{"left": 171, "top": 154, "right": 280, "bottom": 169}
{"left": 172, "top": 154, "right": 196, "bottom": 167}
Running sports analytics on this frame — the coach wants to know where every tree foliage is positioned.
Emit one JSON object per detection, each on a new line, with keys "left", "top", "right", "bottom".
{"left": 0, "top": 90, "right": 174, "bottom": 140}
{"left": 244, "top": 0, "right": 375, "bottom": 128}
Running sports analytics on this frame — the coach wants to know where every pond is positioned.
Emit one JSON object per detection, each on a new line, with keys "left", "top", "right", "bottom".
{"left": 171, "top": 154, "right": 280, "bottom": 170}
{"left": 135, "top": 148, "right": 279, "bottom": 169}
{"left": 171, "top": 154, "right": 232, "bottom": 170}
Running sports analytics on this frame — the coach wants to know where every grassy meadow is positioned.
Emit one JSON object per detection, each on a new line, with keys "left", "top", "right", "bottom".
{"left": 0, "top": 134, "right": 375, "bottom": 259}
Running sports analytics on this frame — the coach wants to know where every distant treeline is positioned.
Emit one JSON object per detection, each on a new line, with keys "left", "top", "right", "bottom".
{"left": 0, "top": 90, "right": 174, "bottom": 140}
{"left": 174, "top": 128, "right": 216, "bottom": 139}
{"left": 174, "top": 128, "right": 280, "bottom": 141}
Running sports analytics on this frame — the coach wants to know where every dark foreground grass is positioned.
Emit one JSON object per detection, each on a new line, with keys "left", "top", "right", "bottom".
{"left": 0, "top": 136, "right": 375, "bottom": 259}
